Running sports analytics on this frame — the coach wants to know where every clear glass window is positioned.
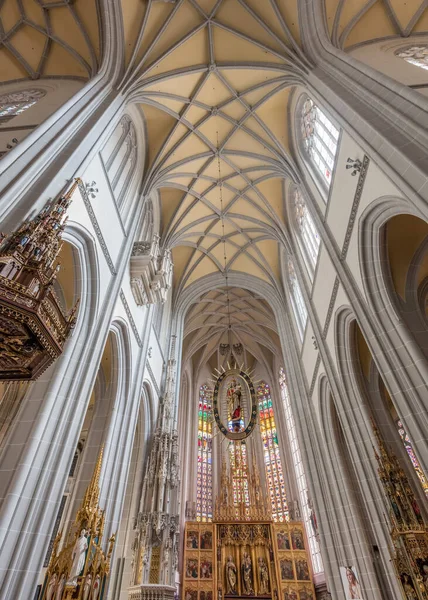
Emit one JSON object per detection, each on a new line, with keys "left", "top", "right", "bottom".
{"left": 301, "top": 97, "right": 339, "bottom": 188}
{"left": 0, "top": 89, "right": 45, "bottom": 124}
{"left": 396, "top": 46, "right": 428, "bottom": 72}
{"left": 397, "top": 419, "right": 428, "bottom": 498}
{"left": 293, "top": 188, "right": 320, "bottom": 271}
{"left": 279, "top": 368, "right": 323, "bottom": 574}
{"left": 287, "top": 257, "right": 308, "bottom": 339}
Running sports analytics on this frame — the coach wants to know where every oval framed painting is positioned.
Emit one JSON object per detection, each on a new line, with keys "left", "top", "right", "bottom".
{"left": 212, "top": 368, "right": 257, "bottom": 440}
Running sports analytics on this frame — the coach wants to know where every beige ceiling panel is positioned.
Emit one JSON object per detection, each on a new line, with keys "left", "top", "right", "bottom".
{"left": 247, "top": 169, "right": 278, "bottom": 183}
{"left": 388, "top": 0, "right": 425, "bottom": 30}
{"left": 195, "top": 0, "right": 222, "bottom": 16}
{"left": 190, "top": 177, "right": 212, "bottom": 196}
{"left": 143, "top": 72, "right": 203, "bottom": 98}
{"left": 152, "top": 96, "right": 187, "bottom": 115}
{"left": 172, "top": 246, "right": 194, "bottom": 287}
{"left": 220, "top": 68, "right": 283, "bottom": 95}
{"left": 324, "top": 0, "right": 342, "bottom": 37}
{"left": 162, "top": 131, "right": 212, "bottom": 168}
{"left": 274, "top": 0, "right": 301, "bottom": 46}
{"left": 8, "top": 26, "right": 45, "bottom": 72}
{"left": 0, "top": 48, "right": 27, "bottom": 81}
{"left": 204, "top": 184, "right": 235, "bottom": 207}
{"left": 184, "top": 105, "right": 210, "bottom": 127}
{"left": 49, "top": 6, "right": 92, "bottom": 65}
{"left": 144, "top": 28, "right": 209, "bottom": 77}
{"left": 21, "top": 0, "right": 45, "bottom": 28}
{"left": 226, "top": 217, "right": 264, "bottom": 233}
{"left": 224, "top": 129, "right": 277, "bottom": 159}
{"left": 243, "top": 115, "right": 281, "bottom": 151}
{"left": 252, "top": 240, "right": 280, "bottom": 280}
{"left": 74, "top": 0, "right": 101, "bottom": 58}
{"left": 210, "top": 239, "right": 238, "bottom": 265}
{"left": 178, "top": 201, "right": 215, "bottom": 230}
{"left": 222, "top": 175, "right": 248, "bottom": 192}
{"left": 141, "top": 104, "right": 177, "bottom": 169}
{"left": 414, "top": 9, "right": 428, "bottom": 32}
{"left": 330, "top": 0, "right": 367, "bottom": 40}
{"left": 169, "top": 195, "right": 196, "bottom": 228}
{"left": 241, "top": 81, "right": 285, "bottom": 107}
{"left": 223, "top": 154, "right": 267, "bottom": 171}
{"left": 344, "top": 2, "right": 396, "bottom": 48}
{"left": 120, "top": 0, "right": 148, "bottom": 64}
{"left": 256, "top": 87, "right": 290, "bottom": 151}
{"left": 230, "top": 254, "right": 269, "bottom": 282}
{"left": 1, "top": 0, "right": 21, "bottom": 31}
{"left": 255, "top": 178, "right": 285, "bottom": 224}
{"left": 197, "top": 114, "right": 235, "bottom": 147}
{"left": 134, "top": 3, "right": 179, "bottom": 66}
{"left": 202, "top": 157, "right": 236, "bottom": 179}
{"left": 213, "top": 26, "right": 285, "bottom": 64}
{"left": 159, "top": 188, "right": 185, "bottom": 235}
{"left": 142, "top": 1, "right": 205, "bottom": 67}
{"left": 229, "top": 198, "right": 268, "bottom": 222}
{"left": 159, "top": 123, "right": 193, "bottom": 164}
{"left": 215, "top": 0, "right": 286, "bottom": 54}
{"left": 209, "top": 220, "right": 240, "bottom": 238}
{"left": 195, "top": 72, "right": 234, "bottom": 106}
{"left": 185, "top": 254, "right": 219, "bottom": 287}
{"left": 220, "top": 101, "right": 248, "bottom": 122}
{"left": 244, "top": 0, "right": 294, "bottom": 46}
{"left": 43, "top": 40, "right": 88, "bottom": 78}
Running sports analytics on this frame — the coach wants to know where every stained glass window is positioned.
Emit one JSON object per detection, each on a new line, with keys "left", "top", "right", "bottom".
{"left": 396, "top": 46, "right": 428, "bottom": 71}
{"left": 301, "top": 97, "right": 339, "bottom": 188}
{"left": 257, "top": 382, "right": 288, "bottom": 522}
{"left": 397, "top": 420, "right": 428, "bottom": 498}
{"left": 279, "top": 368, "right": 323, "bottom": 574}
{"left": 229, "top": 441, "right": 250, "bottom": 516}
{"left": 197, "top": 384, "right": 213, "bottom": 521}
{"left": 0, "top": 89, "right": 46, "bottom": 124}
{"left": 287, "top": 257, "right": 308, "bottom": 339}
{"left": 293, "top": 188, "right": 320, "bottom": 272}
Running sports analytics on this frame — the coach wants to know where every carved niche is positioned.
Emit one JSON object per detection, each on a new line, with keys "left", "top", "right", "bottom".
{"left": 130, "top": 235, "right": 173, "bottom": 306}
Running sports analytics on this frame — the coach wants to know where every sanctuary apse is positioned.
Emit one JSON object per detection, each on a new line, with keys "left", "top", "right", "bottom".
{"left": 1, "top": 1, "right": 428, "bottom": 600}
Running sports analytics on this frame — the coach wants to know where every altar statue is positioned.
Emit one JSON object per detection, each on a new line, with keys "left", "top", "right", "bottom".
{"left": 258, "top": 557, "right": 269, "bottom": 594}
{"left": 226, "top": 556, "right": 237, "bottom": 594}
{"left": 242, "top": 552, "right": 254, "bottom": 595}
{"left": 67, "top": 529, "right": 88, "bottom": 585}
{"left": 46, "top": 572, "right": 57, "bottom": 600}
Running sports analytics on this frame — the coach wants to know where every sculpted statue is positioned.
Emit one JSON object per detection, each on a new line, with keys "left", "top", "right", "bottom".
{"left": 67, "top": 529, "right": 88, "bottom": 585}
{"left": 55, "top": 574, "right": 65, "bottom": 600}
{"left": 226, "top": 555, "right": 237, "bottom": 594}
{"left": 92, "top": 574, "right": 101, "bottom": 600}
{"left": 242, "top": 552, "right": 254, "bottom": 595}
{"left": 83, "top": 572, "right": 92, "bottom": 600}
{"left": 46, "top": 572, "right": 57, "bottom": 600}
{"left": 258, "top": 557, "right": 269, "bottom": 594}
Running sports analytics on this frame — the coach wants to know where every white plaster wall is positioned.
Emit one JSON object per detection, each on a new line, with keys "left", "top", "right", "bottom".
{"left": 311, "top": 245, "right": 336, "bottom": 329}
{"left": 300, "top": 319, "right": 318, "bottom": 385}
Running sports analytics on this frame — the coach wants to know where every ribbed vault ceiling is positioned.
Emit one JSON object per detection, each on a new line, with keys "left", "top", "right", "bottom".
{"left": 183, "top": 287, "right": 280, "bottom": 373}
{"left": 324, "top": 0, "right": 428, "bottom": 50}
{"left": 0, "top": 0, "right": 101, "bottom": 81}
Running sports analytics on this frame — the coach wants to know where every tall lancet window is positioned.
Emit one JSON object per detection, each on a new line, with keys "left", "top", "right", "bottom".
{"left": 397, "top": 420, "right": 428, "bottom": 498}
{"left": 396, "top": 46, "right": 428, "bottom": 71}
{"left": 0, "top": 89, "right": 46, "bottom": 123}
{"left": 293, "top": 188, "right": 320, "bottom": 271}
{"left": 301, "top": 97, "right": 339, "bottom": 188}
{"left": 229, "top": 441, "right": 250, "bottom": 514}
{"left": 279, "top": 368, "right": 323, "bottom": 574}
{"left": 287, "top": 257, "right": 308, "bottom": 339}
{"left": 257, "top": 382, "right": 288, "bottom": 522}
{"left": 197, "top": 384, "right": 213, "bottom": 521}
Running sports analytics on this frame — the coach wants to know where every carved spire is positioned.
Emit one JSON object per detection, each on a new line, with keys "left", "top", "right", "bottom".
{"left": 76, "top": 445, "right": 104, "bottom": 533}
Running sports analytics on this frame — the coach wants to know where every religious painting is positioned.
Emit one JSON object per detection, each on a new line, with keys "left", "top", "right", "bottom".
{"left": 200, "top": 530, "right": 213, "bottom": 549}
{"left": 200, "top": 559, "right": 213, "bottom": 579}
{"left": 295, "top": 559, "right": 310, "bottom": 581}
{"left": 185, "top": 589, "right": 198, "bottom": 600}
{"left": 280, "top": 558, "right": 294, "bottom": 581}
{"left": 187, "top": 530, "right": 199, "bottom": 549}
{"left": 186, "top": 558, "right": 199, "bottom": 579}
{"left": 291, "top": 528, "right": 305, "bottom": 551}
{"left": 200, "top": 592, "right": 213, "bottom": 600}
{"left": 277, "top": 531, "right": 290, "bottom": 550}
{"left": 340, "top": 566, "right": 363, "bottom": 599}
{"left": 283, "top": 586, "right": 298, "bottom": 600}
{"left": 298, "top": 587, "right": 314, "bottom": 600}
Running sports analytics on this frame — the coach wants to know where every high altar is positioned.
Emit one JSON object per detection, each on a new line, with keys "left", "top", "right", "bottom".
{"left": 182, "top": 367, "right": 316, "bottom": 600}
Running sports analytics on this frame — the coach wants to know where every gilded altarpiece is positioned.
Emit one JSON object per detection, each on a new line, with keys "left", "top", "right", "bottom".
{"left": 182, "top": 522, "right": 315, "bottom": 600}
